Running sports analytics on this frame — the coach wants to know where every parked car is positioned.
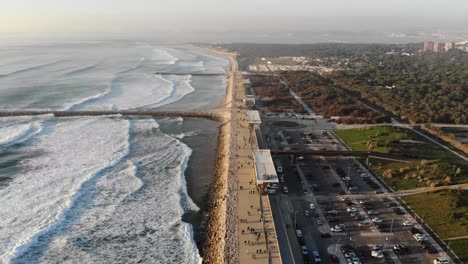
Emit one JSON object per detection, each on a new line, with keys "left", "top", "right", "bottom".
{"left": 424, "top": 244, "right": 438, "bottom": 254}
{"left": 305, "top": 210, "right": 311, "bottom": 216}
{"left": 410, "top": 227, "right": 422, "bottom": 234}
{"left": 393, "top": 244, "right": 409, "bottom": 254}
{"left": 309, "top": 203, "right": 315, "bottom": 210}
{"left": 312, "top": 251, "right": 321, "bottom": 264}
{"left": 295, "top": 229, "right": 303, "bottom": 238}
{"left": 371, "top": 217, "right": 383, "bottom": 223}
{"left": 413, "top": 233, "right": 427, "bottom": 242}
{"left": 367, "top": 210, "right": 380, "bottom": 215}
{"left": 320, "top": 232, "right": 331, "bottom": 238}
{"left": 433, "top": 258, "right": 450, "bottom": 264}
{"left": 403, "top": 220, "right": 414, "bottom": 226}
{"left": 371, "top": 250, "right": 383, "bottom": 258}
{"left": 331, "top": 227, "right": 343, "bottom": 232}
{"left": 355, "top": 214, "right": 365, "bottom": 220}
{"left": 347, "top": 207, "right": 358, "bottom": 213}
{"left": 317, "top": 219, "right": 323, "bottom": 225}
{"left": 282, "top": 186, "right": 288, "bottom": 193}
{"left": 358, "top": 222, "right": 371, "bottom": 227}
{"left": 301, "top": 245, "right": 309, "bottom": 255}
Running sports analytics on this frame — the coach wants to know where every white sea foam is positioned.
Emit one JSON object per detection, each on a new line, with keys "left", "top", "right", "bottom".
{"left": 0, "top": 117, "right": 130, "bottom": 263}
{"left": 152, "top": 47, "right": 178, "bottom": 65}
{"left": 15, "top": 118, "right": 202, "bottom": 264}
{"left": 0, "top": 123, "right": 34, "bottom": 145}
{"left": 170, "top": 130, "right": 200, "bottom": 139}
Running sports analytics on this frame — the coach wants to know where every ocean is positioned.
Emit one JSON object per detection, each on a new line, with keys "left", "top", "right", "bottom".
{"left": 0, "top": 42, "right": 229, "bottom": 264}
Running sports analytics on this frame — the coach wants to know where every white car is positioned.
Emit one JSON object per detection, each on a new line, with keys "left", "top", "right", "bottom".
{"left": 342, "top": 176, "right": 351, "bottom": 181}
{"left": 309, "top": 203, "right": 315, "bottom": 210}
{"left": 347, "top": 207, "right": 358, "bottom": 213}
{"left": 317, "top": 219, "right": 323, "bottom": 225}
{"left": 433, "top": 258, "right": 450, "bottom": 264}
{"left": 358, "top": 222, "right": 371, "bottom": 227}
{"left": 371, "top": 250, "right": 383, "bottom": 258}
{"left": 371, "top": 217, "right": 383, "bottom": 223}
{"left": 414, "top": 233, "right": 427, "bottom": 241}
{"left": 331, "top": 227, "right": 342, "bottom": 232}
{"left": 358, "top": 199, "right": 368, "bottom": 204}
{"left": 403, "top": 220, "right": 414, "bottom": 226}
{"left": 295, "top": 230, "right": 303, "bottom": 238}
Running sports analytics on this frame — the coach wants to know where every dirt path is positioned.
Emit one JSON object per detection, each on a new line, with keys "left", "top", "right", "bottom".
{"left": 398, "top": 183, "right": 468, "bottom": 196}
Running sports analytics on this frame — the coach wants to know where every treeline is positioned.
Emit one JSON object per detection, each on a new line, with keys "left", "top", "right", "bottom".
{"left": 280, "top": 71, "right": 389, "bottom": 124}
{"left": 219, "top": 43, "right": 421, "bottom": 70}
{"left": 249, "top": 75, "right": 305, "bottom": 113}
{"left": 327, "top": 50, "right": 468, "bottom": 124}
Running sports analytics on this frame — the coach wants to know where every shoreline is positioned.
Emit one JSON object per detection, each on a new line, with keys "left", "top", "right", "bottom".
{"left": 188, "top": 45, "right": 238, "bottom": 264}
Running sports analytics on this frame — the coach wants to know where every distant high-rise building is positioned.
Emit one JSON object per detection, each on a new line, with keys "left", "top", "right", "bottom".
{"left": 423, "top": 42, "right": 434, "bottom": 52}
{"left": 433, "top": 42, "right": 444, "bottom": 53}
{"left": 445, "top": 42, "right": 455, "bottom": 52}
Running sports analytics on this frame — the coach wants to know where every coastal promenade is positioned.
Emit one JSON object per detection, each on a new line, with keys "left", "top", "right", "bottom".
{"left": 234, "top": 78, "right": 282, "bottom": 264}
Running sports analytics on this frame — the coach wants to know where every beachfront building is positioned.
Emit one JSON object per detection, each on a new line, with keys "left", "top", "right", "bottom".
{"left": 245, "top": 95, "right": 256, "bottom": 107}
{"left": 253, "top": 150, "right": 279, "bottom": 193}
{"left": 246, "top": 110, "right": 261, "bottom": 125}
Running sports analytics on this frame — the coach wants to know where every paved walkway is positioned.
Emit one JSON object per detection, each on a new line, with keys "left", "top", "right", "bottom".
{"left": 235, "top": 74, "right": 281, "bottom": 264}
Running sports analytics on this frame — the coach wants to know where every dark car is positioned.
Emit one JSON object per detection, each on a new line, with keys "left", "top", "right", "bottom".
{"left": 410, "top": 227, "right": 422, "bottom": 235}
{"left": 393, "top": 208, "right": 405, "bottom": 214}
{"left": 420, "top": 240, "right": 432, "bottom": 247}
{"left": 393, "top": 244, "right": 409, "bottom": 254}
{"left": 424, "top": 244, "right": 438, "bottom": 254}
{"left": 320, "top": 232, "right": 332, "bottom": 238}
{"left": 355, "top": 214, "right": 365, "bottom": 220}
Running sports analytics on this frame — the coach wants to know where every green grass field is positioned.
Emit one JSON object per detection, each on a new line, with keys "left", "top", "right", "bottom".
{"left": 404, "top": 190, "right": 468, "bottom": 239}
{"left": 335, "top": 126, "right": 468, "bottom": 190}
{"left": 445, "top": 238, "right": 468, "bottom": 263}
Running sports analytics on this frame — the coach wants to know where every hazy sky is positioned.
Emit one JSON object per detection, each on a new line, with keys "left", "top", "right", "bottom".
{"left": 1, "top": 0, "right": 467, "bottom": 42}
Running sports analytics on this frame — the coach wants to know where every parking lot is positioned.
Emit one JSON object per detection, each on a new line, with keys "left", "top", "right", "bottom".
{"left": 263, "top": 114, "right": 453, "bottom": 264}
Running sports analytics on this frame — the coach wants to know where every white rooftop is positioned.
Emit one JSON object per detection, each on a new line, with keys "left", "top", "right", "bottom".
{"left": 253, "top": 150, "right": 278, "bottom": 184}
{"left": 246, "top": 110, "right": 261, "bottom": 124}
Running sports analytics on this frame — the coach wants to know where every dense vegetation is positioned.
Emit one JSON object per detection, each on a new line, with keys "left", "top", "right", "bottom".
{"left": 249, "top": 75, "right": 304, "bottom": 113}
{"left": 335, "top": 126, "right": 468, "bottom": 190}
{"left": 280, "top": 71, "right": 389, "bottom": 124}
{"left": 219, "top": 43, "right": 421, "bottom": 70}
{"left": 327, "top": 51, "right": 468, "bottom": 124}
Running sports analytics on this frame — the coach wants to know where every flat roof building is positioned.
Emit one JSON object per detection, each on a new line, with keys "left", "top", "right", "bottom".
{"left": 246, "top": 110, "right": 261, "bottom": 124}
{"left": 253, "top": 150, "right": 279, "bottom": 187}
